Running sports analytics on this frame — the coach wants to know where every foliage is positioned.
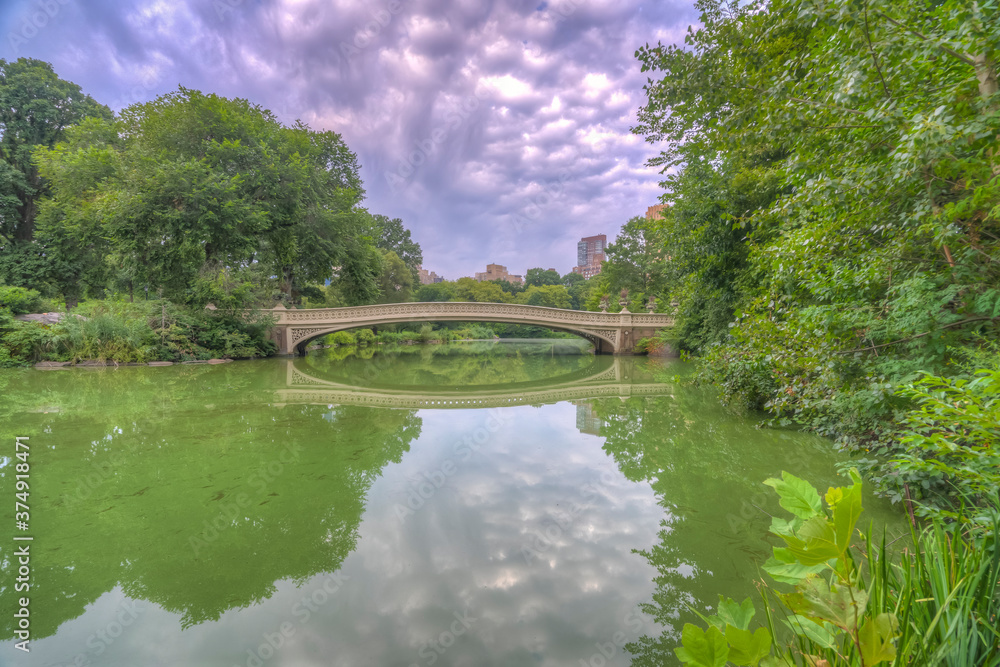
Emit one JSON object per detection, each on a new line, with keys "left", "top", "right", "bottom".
{"left": 415, "top": 281, "right": 456, "bottom": 302}
{"left": 0, "top": 58, "right": 111, "bottom": 244}
{"left": 373, "top": 213, "right": 422, "bottom": 281}
{"left": 600, "top": 215, "right": 668, "bottom": 301}
{"left": 886, "top": 370, "right": 1000, "bottom": 522}
{"left": 621, "top": 0, "right": 1000, "bottom": 514}
{"left": 327, "top": 330, "right": 357, "bottom": 346}
{"left": 525, "top": 268, "right": 561, "bottom": 287}
{"left": 675, "top": 471, "right": 1000, "bottom": 667}
{"left": 0, "top": 284, "right": 42, "bottom": 314}
{"left": 33, "top": 86, "right": 384, "bottom": 308}
{"left": 376, "top": 249, "right": 415, "bottom": 303}
{"left": 355, "top": 328, "right": 376, "bottom": 345}
{"left": 514, "top": 284, "right": 572, "bottom": 309}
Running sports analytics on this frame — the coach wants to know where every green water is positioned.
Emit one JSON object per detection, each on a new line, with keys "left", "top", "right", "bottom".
{"left": 0, "top": 341, "right": 900, "bottom": 667}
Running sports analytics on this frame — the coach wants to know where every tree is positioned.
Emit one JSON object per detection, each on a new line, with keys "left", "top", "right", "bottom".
{"left": 601, "top": 216, "right": 667, "bottom": 298}
{"left": 415, "top": 282, "right": 455, "bottom": 302}
{"left": 376, "top": 250, "right": 414, "bottom": 303}
{"left": 524, "top": 268, "right": 561, "bottom": 287}
{"left": 373, "top": 214, "right": 422, "bottom": 279}
{"left": 0, "top": 58, "right": 111, "bottom": 246}
{"left": 35, "top": 87, "right": 383, "bottom": 307}
{"left": 491, "top": 279, "right": 524, "bottom": 295}
{"left": 515, "top": 285, "right": 572, "bottom": 309}
{"left": 631, "top": 0, "right": 1000, "bottom": 509}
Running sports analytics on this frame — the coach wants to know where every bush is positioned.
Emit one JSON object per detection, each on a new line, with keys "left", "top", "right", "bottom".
{"left": 54, "top": 307, "right": 157, "bottom": 363}
{"left": 701, "top": 346, "right": 777, "bottom": 412}
{"left": 355, "top": 328, "right": 376, "bottom": 345}
{"left": 328, "top": 330, "right": 356, "bottom": 346}
{"left": 674, "top": 471, "right": 1000, "bottom": 667}
{"left": 0, "top": 286, "right": 43, "bottom": 315}
{"left": 888, "top": 370, "right": 1000, "bottom": 522}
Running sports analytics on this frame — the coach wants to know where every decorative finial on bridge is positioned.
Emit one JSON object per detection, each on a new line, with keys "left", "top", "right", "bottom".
{"left": 619, "top": 289, "right": 630, "bottom": 313}
{"left": 599, "top": 295, "right": 609, "bottom": 312}
{"left": 646, "top": 296, "right": 656, "bottom": 313}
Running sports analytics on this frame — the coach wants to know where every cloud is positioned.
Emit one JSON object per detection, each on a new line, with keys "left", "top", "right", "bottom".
{"left": 1, "top": 0, "right": 698, "bottom": 278}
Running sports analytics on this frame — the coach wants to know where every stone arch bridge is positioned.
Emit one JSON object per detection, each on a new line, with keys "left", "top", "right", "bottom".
{"left": 261, "top": 302, "right": 673, "bottom": 355}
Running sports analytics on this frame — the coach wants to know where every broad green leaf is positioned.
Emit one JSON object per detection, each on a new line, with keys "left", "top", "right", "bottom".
{"left": 716, "top": 596, "right": 755, "bottom": 631}
{"left": 782, "top": 614, "right": 838, "bottom": 649}
{"left": 827, "top": 469, "right": 863, "bottom": 553}
{"left": 782, "top": 516, "right": 840, "bottom": 565}
{"left": 859, "top": 613, "right": 898, "bottom": 665}
{"left": 674, "top": 624, "right": 728, "bottom": 667}
{"left": 769, "top": 515, "right": 799, "bottom": 537}
{"left": 725, "top": 625, "right": 772, "bottom": 666}
{"left": 764, "top": 472, "right": 822, "bottom": 520}
{"left": 763, "top": 548, "right": 826, "bottom": 584}
{"left": 782, "top": 578, "right": 868, "bottom": 630}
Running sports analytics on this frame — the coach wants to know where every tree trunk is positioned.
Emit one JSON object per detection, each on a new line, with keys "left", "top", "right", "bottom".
{"left": 975, "top": 53, "right": 999, "bottom": 174}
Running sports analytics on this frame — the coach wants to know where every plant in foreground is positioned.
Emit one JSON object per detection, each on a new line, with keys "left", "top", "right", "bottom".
{"left": 675, "top": 471, "right": 1000, "bottom": 666}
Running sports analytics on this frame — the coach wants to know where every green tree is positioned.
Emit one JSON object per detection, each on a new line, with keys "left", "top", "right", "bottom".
{"left": 415, "top": 281, "right": 456, "bottom": 302}
{"left": 601, "top": 216, "right": 667, "bottom": 300}
{"left": 632, "top": 0, "right": 1000, "bottom": 509}
{"left": 525, "top": 268, "right": 561, "bottom": 287}
{"left": 0, "top": 58, "right": 111, "bottom": 245}
{"left": 376, "top": 250, "right": 414, "bottom": 303}
{"left": 515, "top": 284, "right": 572, "bottom": 309}
{"left": 373, "top": 214, "right": 422, "bottom": 280}
{"left": 35, "top": 88, "right": 381, "bottom": 307}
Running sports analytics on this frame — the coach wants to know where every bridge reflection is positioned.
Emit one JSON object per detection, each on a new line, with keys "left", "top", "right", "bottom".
{"left": 276, "top": 356, "right": 673, "bottom": 409}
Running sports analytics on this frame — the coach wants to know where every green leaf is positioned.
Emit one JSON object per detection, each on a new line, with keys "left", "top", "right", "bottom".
{"left": 764, "top": 472, "right": 822, "bottom": 520}
{"left": 781, "top": 614, "right": 837, "bottom": 649}
{"left": 783, "top": 516, "right": 840, "bottom": 565}
{"left": 674, "top": 624, "right": 729, "bottom": 667}
{"left": 826, "top": 469, "right": 863, "bottom": 554}
{"left": 781, "top": 578, "right": 869, "bottom": 631}
{"left": 859, "top": 613, "right": 898, "bottom": 665}
{"left": 716, "top": 596, "right": 756, "bottom": 631}
{"left": 725, "top": 625, "right": 772, "bottom": 666}
{"left": 763, "top": 547, "right": 826, "bottom": 584}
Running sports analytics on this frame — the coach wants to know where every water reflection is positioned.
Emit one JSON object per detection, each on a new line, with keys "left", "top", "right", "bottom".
{"left": 0, "top": 345, "right": 897, "bottom": 666}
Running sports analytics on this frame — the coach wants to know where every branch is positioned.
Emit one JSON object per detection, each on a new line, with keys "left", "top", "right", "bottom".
{"left": 836, "top": 316, "right": 1000, "bottom": 355}
{"left": 744, "top": 86, "right": 869, "bottom": 116}
{"left": 875, "top": 11, "right": 975, "bottom": 67}
{"left": 863, "top": 0, "right": 892, "bottom": 98}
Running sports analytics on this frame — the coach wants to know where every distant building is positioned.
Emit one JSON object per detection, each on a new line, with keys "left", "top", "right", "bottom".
{"left": 646, "top": 204, "right": 668, "bottom": 220}
{"left": 475, "top": 263, "right": 523, "bottom": 285}
{"left": 572, "top": 233, "right": 606, "bottom": 278}
{"left": 417, "top": 266, "right": 443, "bottom": 285}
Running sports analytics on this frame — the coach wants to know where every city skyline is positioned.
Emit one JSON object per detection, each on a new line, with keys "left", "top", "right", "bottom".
{"left": 0, "top": 0, "right": 690, "bottom": 277}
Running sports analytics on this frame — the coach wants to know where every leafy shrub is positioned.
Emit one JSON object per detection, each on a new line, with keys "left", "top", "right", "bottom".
{"left": 464, "top": 324, "right": 496, "bottom": 340}
{"left": 328, "top": 330, "right": 356, "bottom": 346}
{"left": 54, "top": 307, "right": 157, "bottom": 363}
{"left": 355, "top": 328, "right": 376, "bottom": 345}
{"left": 675, "top": 471, "right": 1000, "bottom": 667}
{"left": 888, "top": 370, "right": 1000, "bottom": 522}
{"left": 701, "top": 345, "right": 777, "bottom": 412}
{"left": 0, "top": 286, "right": 43, "bottom": 315}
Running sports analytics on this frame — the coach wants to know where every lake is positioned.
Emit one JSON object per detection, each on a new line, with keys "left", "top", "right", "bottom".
{"left": 0, "top": 340, "right": 900, "bottom": 666}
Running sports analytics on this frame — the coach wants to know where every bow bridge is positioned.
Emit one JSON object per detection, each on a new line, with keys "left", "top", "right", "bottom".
{"left": 262, "top": 302, "right": 673, "bottom": 356}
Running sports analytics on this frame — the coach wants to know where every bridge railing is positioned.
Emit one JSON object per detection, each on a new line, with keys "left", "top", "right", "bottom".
{"left": 263, "top": 302, "right": 674, "bottom": 327}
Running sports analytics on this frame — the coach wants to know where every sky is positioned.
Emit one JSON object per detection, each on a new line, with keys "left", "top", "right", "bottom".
{"left": 0, "top": 0, "right": 695, "bottom": 279}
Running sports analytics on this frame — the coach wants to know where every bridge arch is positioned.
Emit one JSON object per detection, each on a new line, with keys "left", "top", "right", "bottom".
{"left": 260, "top": 302, "right": 673, "bottom": 356}
{"left": 288, "top": 321, "right": 617, "bottom": 355}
